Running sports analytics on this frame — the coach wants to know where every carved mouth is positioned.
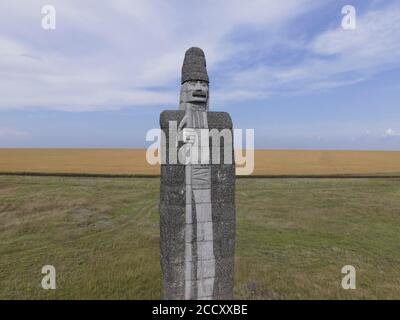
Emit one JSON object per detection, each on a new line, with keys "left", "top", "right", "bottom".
{"left": 192, "top": 91, "right": 206, "bottom": 98}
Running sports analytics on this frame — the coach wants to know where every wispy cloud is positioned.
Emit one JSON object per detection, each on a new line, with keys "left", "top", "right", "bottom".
{"left": 383, "top": 128, "right": 400, "bottom": 137}
{"left": 222, "top": 2, "right": 400, "bottom": 99}
{"left": 0, "top": 0, "right": 323, "bottom": 111}
{"left": 0, "top": 128, "right": 28, "bottom": 139}
{"left": 0, "top": 1, "right": 399, "bottom": 111}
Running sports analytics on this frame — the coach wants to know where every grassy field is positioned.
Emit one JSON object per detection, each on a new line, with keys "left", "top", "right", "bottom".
{"left": 1, "top": 148, "right": 400, "bottom": 176}
{"left": 1, "top": 175, "right": 399, "bottom": 299}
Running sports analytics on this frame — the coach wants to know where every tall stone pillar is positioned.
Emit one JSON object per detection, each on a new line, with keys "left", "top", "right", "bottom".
{"left": 160, "top": 47, "right": 235, "bottom": 300}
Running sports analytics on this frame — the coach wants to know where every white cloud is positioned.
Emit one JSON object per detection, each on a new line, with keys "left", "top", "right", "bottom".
{"left": 309, "top": 4, "right": 400, "bottom": 73}
{"left": 383, "top": 128, "right": 400, "bottom": 137}
{"left": 0, "top": 128, "right": 28, "bottom": 139}
{"left": 0, "top": 0, "right": 323, "bottom": 111}
{"left": 0, "top": 1, "right": 399, "bottom": 111}
{"left": 217, "top": 2, "right": 400, "bottom": 98}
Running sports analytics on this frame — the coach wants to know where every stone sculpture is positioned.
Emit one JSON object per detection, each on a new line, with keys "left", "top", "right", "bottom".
{"left": 159, "top": 47, "right": 235, "bottom": 300}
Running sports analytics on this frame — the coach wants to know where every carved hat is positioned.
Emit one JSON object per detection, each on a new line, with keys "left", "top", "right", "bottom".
{"left": 181, "top": 47, "right": 209, "bottom": 84}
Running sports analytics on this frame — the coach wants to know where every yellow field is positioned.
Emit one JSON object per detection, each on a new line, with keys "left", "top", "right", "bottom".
{"left": 251, "top": 149, "right": 400, "bottom": 176}
{"left": 0, "top": 148, "right": 400, "bottom": 176}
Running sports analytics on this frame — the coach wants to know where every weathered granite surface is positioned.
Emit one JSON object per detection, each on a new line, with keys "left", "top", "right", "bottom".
{"left": 159, "top": 47, "right": 235, "bottom": 300}
{"left": 181, "top": 47, "right": 209, "bottom": 84}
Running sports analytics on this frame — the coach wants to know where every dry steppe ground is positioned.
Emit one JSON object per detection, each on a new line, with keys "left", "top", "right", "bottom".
{"left": 1, "top": 175, "right": 399, "bottom": 299}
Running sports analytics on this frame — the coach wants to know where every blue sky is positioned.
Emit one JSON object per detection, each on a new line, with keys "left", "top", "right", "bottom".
{"left": 0, "top": 0, "right": 399, "bottom": 150}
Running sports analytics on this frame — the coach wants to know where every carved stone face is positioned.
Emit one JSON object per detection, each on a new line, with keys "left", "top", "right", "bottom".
{"left": 180, "top": 80, "right": 209, "bottom": 111}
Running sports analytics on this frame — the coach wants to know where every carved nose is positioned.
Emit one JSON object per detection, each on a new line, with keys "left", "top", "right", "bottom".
{"left": 193, "top": 89, "right": 206, "bottom": 97}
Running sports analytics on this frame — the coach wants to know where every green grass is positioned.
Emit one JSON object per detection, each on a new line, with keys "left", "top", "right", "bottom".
{"left": 1, "top": 176, "right": 400, "bottom": 299}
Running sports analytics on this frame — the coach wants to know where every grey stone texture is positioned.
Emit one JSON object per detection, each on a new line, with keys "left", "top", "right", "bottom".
{"left": 160, "top": 112, "right": 236, "bottom": 300}
{"left": 181, "top": 47, "right": 209, "bottom": 84}
{"left": 160, "top": 111, "right": 235, "bottom": 166}
{"left": 160, "top": 110, "right": 233, "bottom": 129}
{"left": 159, "top": 47, "right": 235, "bottom": 300}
